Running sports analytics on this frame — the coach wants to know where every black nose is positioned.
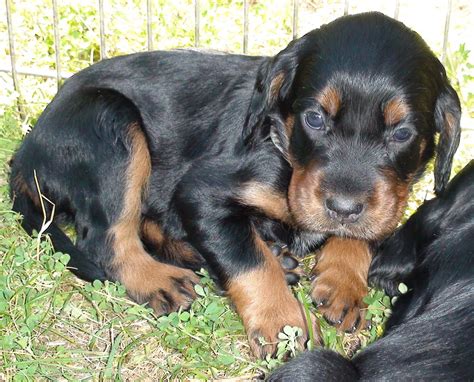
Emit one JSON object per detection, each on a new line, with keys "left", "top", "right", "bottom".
{"left": 325, "top": 197, "right": 364, "bottom": 223}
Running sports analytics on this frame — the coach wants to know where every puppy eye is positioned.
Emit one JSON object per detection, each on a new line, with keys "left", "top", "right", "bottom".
{"left": 304, "top": 111, "right": 324, "bottom": 130}
{"left": 392, "top": 128, "right": 412, "bottom": 142}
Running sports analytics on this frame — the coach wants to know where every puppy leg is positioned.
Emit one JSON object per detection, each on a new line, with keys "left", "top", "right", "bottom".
{"left": 311, "top": 237, "right": 371, "bottom": 332}
{"left": 176, "top": 191, "right": 320, "bottom": 357}
{"left": 226, "top": 233, "right": 321, "bottom": 358}
{"left": 368, "top": 228, "right": 417, "bottom": 296}
{"left": 141, "top": 218, "right": 206, "bottom": 271}
{"left": 103, "top": 123, "right": 199, "bottom": 315}
{"left": 108, "top": 224, "right": 199, "bottom": 315}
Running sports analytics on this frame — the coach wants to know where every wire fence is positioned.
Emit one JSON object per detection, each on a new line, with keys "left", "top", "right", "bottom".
{"left": 1, "top": 0, "right": 455, "bottom": 100}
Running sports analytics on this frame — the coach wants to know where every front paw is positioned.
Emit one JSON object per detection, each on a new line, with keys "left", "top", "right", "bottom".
{"left": 368, "top": 254, "right": 414, "bottom": 296}
{"left": 227, "top": 256, "right": 321, "bottom": 359}
{"left": 309, "top": 237, "right": 372, "bottom": 333}
{"left": 129, "top": 266, "right": 200, "bottom": 316}
{"left": 368, "top": 235, "right": 416, "bottom": 296}
{"left": 311, "top": 269, "right": 367, "bottom": 333}
{"left": 269, "top": 242, "right": 304, "bottom": 286}
{"left": 246, "top": 298, "right": 321, "bottom": 359}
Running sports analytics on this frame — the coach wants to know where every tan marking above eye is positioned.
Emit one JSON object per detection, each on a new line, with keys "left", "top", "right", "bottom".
{"left": 384, "top": 97, "right": 409, "bottom": 126}
{"left": 316, "top": 86, "right": 341, "bottom": 117}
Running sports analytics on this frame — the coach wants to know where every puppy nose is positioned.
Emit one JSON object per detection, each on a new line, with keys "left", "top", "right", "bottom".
{"left": 325, "top": 196, "right": 364, "bottom": 223}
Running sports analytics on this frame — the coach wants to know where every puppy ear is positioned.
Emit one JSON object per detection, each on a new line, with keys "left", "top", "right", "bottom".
{"left": 433, "top": 83, "right": 461, "bottom": 195}
{"left": 243, "top": 36, "right": 310, "bottom": 145}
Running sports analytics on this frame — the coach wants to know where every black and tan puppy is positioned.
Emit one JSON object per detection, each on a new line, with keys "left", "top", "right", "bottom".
{"left": 269, "top": 160, "right": 474, "bottom": 381}
{"left": 9, "top": 12, "right": 461, "bottom": 357}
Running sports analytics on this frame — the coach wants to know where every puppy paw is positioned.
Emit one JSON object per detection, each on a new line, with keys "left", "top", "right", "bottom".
{"left": 269, "top": 242, "right": 304, "bottom": 285}
{"left": 124, "top": 263, "right": 200, "bottom": 316}
{"left": 246, "top": 298, "right": 321, "bottom": 358}
{"left": 309, "top": 237, "right": 371, "bottom": 332}
{"left": 368, "top": 230, "right": 417, "bottom": 296}
{"left": 146, "top": 270, "right": 200, "bottom": 315}
{"left": 311, "top": 270, "right": 367, "bottom": 333}
{"left": 227, "top": 252, "right": 321, "bottom": 359}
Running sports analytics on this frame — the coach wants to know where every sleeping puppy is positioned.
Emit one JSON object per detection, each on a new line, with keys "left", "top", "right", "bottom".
{"left": 269, "top": 160, "right": 474, "bottom": 380}
{"left": 9, "top": 12, "right": 461, "bottom": 357}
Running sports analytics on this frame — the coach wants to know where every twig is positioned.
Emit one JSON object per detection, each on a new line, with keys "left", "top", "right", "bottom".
{"left": 33, "top": 169, "right": 56, "bottom": 258}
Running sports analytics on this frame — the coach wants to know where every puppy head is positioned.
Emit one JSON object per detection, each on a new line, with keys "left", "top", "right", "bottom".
{"left": 244, "top": 12, "right": 461, "bottom": 240}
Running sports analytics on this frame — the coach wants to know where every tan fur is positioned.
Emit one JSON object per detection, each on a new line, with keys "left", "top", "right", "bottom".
{"left": 367, "top": 170, "right": 411, "bottom": 238}
{"left": 288, "top": 162, "right": 327, "bottom": 232}
{"left": 419, "top": 138, "right": 427, "bottom": 159}
{"left": 444, "top": 112, "right": 457, "bottom": 136}
{"left": 311, "top": 237, "right": 372, "bottom": 331}
{"left": 384, "top": 97, "right": 409, "bottom": 125}
{"left": 270, "top": 72, "right": 285, "bottom": 102}
{"left": 109, "top": 123, "right": 198, "bottom": 314}
{"left": 238, "top": 182, "right": 292, "bottom": 223}
{"left": 316, "top": 86, "right": 341, "bottom": 117}
{"left": 11, "top": 172, "right": 40, "bottom": 207}
{"left": 141, "top": 218, "right": 165, "bottom": 247}
{"left": 284, "top": 114, "right": 295, "bottom": 137}
{"left": 141, "top": 218, "right": 203, "bottom": 266}
{"left": 227, "top": 232, "right": 320, "bottom": 358}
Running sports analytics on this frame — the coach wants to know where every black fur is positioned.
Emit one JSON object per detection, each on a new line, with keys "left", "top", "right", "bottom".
{"left": 269, "top": 160, "right": 474, "bottom": 381}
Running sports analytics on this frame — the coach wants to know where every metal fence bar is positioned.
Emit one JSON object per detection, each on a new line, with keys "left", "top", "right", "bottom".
{"left": 344, "top": 0, "right": 349, "bottom": 16}
{"left": 194, "top": 0, "right": 200, "bottom": 47}
{"left": 98, "top": 0, "right": 106, "bottom": 59}
{"left": 292, "top": 0, "right": 299, "bottom": 40}
{"left": 243, "top": 0, "right": 249, "bottom": 53}
{"left": 147, "top": 0, "right": 153, "bottom": 51}
{"left": 442, "top": 0, "right": 452, "bottom": 64}
{"left": 52, "top": 0, "right": 61, "bottom": 89}
{"left": 393, "top": 0, "right": 400, "bottom": 20}
{"left": 4, "top": 0, "right": 25, "bottom": 118}
{"left": 0, "top": 65, "right": 71, "bottom": 79}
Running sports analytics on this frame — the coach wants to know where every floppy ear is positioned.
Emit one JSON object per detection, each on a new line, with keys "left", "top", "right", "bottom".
{"left": 243, "top": 36, "right": 311, "bottom": 145}
{"left": 433, "top": 83, "right": 461, "bottom": 195}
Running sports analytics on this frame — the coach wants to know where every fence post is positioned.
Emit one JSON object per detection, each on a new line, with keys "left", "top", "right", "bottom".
{"left": 243, "top": 0, "right": 248, "bottom": 53}
{"left": 98, "top": 0, "right": 106, "bottom": 59}
{"left": 194, "top": 0, "right": 200, "bottom": 47}
{"left": 5, "top": 0, "right": 25, "bottom": 120}
{"left": 393, "top": 0, "right": 400, "bottom": 20}
{"left": 52, "top": 0, "right": 62, "bottom": 89}
{"left": 292, "top": 0, "right": 299, "bottom": 40}
{"left": 344, "top": 0, "right": 349, "bottom": 15}
{"left": 147, "top": 0, "right": 153, "bottom": 51}
{"left": 442, "top": 0, "right": 452, "bottom": 64}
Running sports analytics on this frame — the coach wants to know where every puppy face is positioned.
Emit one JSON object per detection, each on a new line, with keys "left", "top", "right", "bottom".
{"left": 245, "top": 12, "right": 461, "bottom": 240}
{"left": 287, "top": 80, "right": 421, "bottom": 239}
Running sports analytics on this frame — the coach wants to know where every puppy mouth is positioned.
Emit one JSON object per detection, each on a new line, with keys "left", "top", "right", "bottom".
{"left": 289, "top": 206, "right": 388, "bottom": 241}
{"left": 314, "top": 220, "right": 367, "bottom": 238}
